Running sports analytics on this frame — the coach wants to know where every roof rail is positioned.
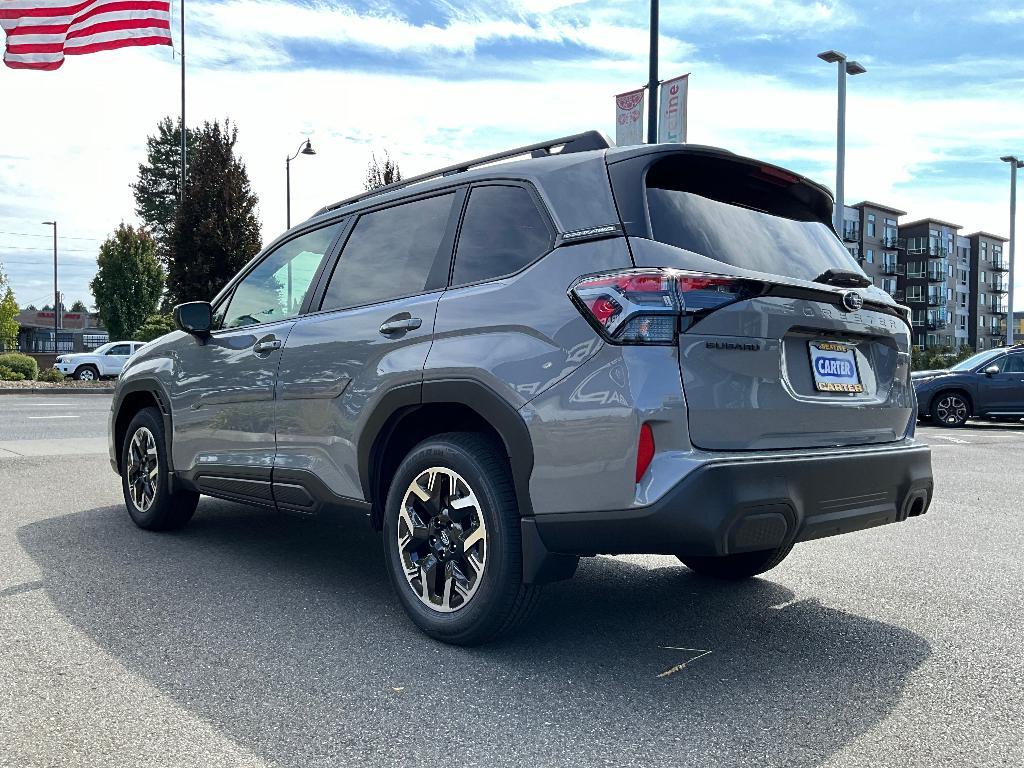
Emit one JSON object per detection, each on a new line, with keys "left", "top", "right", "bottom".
{"left": 316, "top": 129, "right": 613, "bottom": 215}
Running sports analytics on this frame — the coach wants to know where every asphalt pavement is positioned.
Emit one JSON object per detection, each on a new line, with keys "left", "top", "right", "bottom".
{"left": 0, "top": 400, "right": 1021, "bottom": 767}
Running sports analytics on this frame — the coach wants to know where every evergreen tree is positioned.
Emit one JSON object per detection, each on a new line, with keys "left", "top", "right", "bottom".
{"left": 132, "top": 116, "right": 198, "bottom": 262}
{"left": 167, "top": 119, "right": 262, "bottom": 304}
{"left": 70, "top": 299, "right": 88, "bottom": 312}
{"left": 364, "top": 150, "right": 402, "bottom": 191}
{"left": 0, "top": 266, "right": 19, "bottom": 352}
{"left": 90, "top": 224, "right": 165, "bottom": 340}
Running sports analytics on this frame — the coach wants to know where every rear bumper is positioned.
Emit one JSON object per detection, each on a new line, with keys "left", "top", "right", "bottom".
{"left": 529, "top": 443, "right": 933, "bottom": 561}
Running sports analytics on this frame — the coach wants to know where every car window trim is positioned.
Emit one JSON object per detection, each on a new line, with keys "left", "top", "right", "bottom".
{"left": 312, "top": 187, "right": 466, "bottom": 315}
{"left": 210, "top": 217, "right": 349, "bottom": 334}
{"left": 446, "top": 180, "right": 557, "bottom": 290}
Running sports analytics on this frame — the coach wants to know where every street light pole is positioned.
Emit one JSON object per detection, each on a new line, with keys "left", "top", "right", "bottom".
{"left": 1001, "top": 155, "right": 1022, "bottom": 346}
{"left": 818, "top": 50, "right": 866, "bottom": 233}
{"left": 285, "top": 138, "right": 316, "bottom": 229}
{"left": 42, "top": 220, "right": 57, "bottom": 351}
{"left": 646, "top": 0, "right": 659, "bottom": 144}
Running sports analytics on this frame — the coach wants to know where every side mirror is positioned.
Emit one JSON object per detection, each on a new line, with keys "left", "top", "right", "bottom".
{"left": 173, "top": 301, "right": 213, "bottom": 336}
{"left": 984, "top": 365, "right": 1000, "bottom": 376}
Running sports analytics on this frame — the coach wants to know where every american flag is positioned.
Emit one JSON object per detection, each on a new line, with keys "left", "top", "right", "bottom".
{"left": 1, "top": 0, "right": 172, "bottom": 70}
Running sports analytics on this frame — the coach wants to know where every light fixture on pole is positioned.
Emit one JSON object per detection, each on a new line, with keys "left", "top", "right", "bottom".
{"left": 818, "top": 50, "right": 866, "bottom": 234}
{"left": 1000, "top": 155, "right": 1022, "bottom": 346}
{"left": 41, "top": 220, "right": 58, "bottom": 351}
{"left": 286, "top": 138, "right": 316, "bottom": 230}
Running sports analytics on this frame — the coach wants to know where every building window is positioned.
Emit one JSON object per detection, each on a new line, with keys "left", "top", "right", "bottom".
{"left": 980, "top": 270, "right": 986, "bottom": 284}
{"left": 947, "top": 288, "right": 953, "bottom": 301}
{"left": 980, "top": 293, "right": 987, "bottom": 306}
{"left": 907, "top": 286, "right": 924, "bottom": 303}
{"left": 959, "top": 293, "right": 967, "bottom": 308}
{"left": 959, "top": 315, "right": 966, "bottom": 330}
{"left": 907, "top": 262, "right": 925, "bottom": 278}
{"left": 865, "top": 248, "right": 873, "bottom": 263}
{"left": 959, "top": 269, "right": 968, "bottom": 285}
{"left": 882, "top": 278, "right": 897, "bottom": 295}
{"left": 866, "top": 214, "right": 876, "bottom": 237}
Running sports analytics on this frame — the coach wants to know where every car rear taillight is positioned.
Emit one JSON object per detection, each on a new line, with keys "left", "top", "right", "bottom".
{"left": 569, "top": 268, "right": 760, "bottom": 344}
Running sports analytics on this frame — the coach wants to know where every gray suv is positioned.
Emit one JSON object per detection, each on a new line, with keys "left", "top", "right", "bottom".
{"left": 109, "top": 132, "right": 934, "bottom": 645}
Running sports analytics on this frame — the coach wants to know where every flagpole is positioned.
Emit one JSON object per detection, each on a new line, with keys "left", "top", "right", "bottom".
{"left": 179, "top": 0, "right": 186, "bottom": 203}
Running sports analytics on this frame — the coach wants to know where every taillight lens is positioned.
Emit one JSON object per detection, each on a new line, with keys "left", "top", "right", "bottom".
{"left": 636, "top": 423, "right": 655, "bottom": 483}
{"left": 569, "top": 268, "right": 758, "bottom": 344}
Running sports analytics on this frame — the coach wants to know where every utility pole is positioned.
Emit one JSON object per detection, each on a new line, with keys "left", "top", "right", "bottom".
{"left": 1001, "top": 155, "right": 1022, "bottom": 346}
{"left": 42, "top": 220, "right": 57, "bottom": 351}
{"left": 646, "top": 0, "right": 659, "bottom": 144}
{"left": 180, "top": 0, "right": 186, "bottom": 204}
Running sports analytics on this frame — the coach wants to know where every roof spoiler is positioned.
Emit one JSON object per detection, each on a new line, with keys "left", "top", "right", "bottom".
{"left": 316, "top": 130, "right": 613, "bottom": 215}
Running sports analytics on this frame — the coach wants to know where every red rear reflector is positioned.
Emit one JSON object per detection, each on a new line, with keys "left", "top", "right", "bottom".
{"left": 636, "top": 423, "right": 655, "bottom": 483}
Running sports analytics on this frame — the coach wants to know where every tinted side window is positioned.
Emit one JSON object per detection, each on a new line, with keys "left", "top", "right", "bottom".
{"left": 107, "top": 344, "right": 131, "bottom": 356}
{"left": 322, "top": 194, "right": 455, "bottom": 311}
{"left": 453, "top": 185, "right": 552, "bottom": 285}
{"left": 222, "top": 222, "right": 342, "bottom": 329}
{"left": 1001, "top": 355, "right": 1024, "bottom": 373}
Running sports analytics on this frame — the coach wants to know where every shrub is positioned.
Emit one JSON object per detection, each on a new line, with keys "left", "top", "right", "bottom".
{"left": 137, "top": 313, "right": 176, "bottom": 342}
{"left": 37, "top": 367, "right": 66, "bottom": 383}
{"left": 0, "top": 365, "right": 25, "bottom": 381}
{"left": 0, "top": 352, "right": 37, "bottom": 380}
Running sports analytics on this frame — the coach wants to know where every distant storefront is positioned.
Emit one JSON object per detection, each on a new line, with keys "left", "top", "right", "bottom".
{"left": 15, "top": 310, "right": 108, "bottom": 354}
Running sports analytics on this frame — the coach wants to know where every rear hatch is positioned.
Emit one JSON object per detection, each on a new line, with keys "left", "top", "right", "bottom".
{"left": 612, "top": 149, "right": 914, "bottom": 451}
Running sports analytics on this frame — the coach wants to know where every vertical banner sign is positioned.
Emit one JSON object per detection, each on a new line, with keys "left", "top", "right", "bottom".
{"left": 658, "top": 74, "right": 689, "bottom": 144}
{"left": 615, "top": 89, "right": 645, "bottom": 146}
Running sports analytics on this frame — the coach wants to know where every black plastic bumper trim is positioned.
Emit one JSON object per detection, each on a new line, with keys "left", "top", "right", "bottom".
{"left": 532, "top": 445, "right": 933, "bottom": 557}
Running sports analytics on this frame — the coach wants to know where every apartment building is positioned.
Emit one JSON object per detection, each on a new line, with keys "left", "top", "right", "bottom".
{"left": 966, "top": 232, "right": 1009, "bottom": 350}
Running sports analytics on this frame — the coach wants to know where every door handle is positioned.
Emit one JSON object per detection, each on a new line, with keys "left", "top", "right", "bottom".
{"left": 254, "top": 338, "right": 282, "bottom": 354}
{"left": 379, "top": 317, "right": 423, "bottom": 335}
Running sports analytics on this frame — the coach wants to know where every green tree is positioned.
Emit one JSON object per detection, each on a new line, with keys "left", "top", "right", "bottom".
{"left": 132, "top": 116, "right": 199, "bottom": 262}
{"left": 0, "top": 266, "right": 20, "bottom": 352}
{"left": 70, "top": 299, "right": 88, "bottom": 312}
{"left": 364, "top": 150, "right": 402, "bottom": 191}
{"left": 167, "top": 119, "right": 262, "bottom": 304}
{"left": 136, "top": 312, "right": 175, "bottom": 342}
{"left": 90, "top": 224, "right": 165, "bottom": 340}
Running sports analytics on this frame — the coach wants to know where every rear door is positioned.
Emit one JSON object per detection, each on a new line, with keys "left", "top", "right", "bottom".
{"left": 273, "top": 190, "right": 461, "bottom": 508}
{"left": 101, "top": 343, "right": 132, "bottom": 375}
{"left": 619, "top": 150, "right": 914, "bottom": 451}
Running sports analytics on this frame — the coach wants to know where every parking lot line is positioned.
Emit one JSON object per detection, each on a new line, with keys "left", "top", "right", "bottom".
{"left": 926, "top": 434, "right": 971, "bottom": 444}
{"left": 26, "top": 415, "right": 81, "bottom": 420}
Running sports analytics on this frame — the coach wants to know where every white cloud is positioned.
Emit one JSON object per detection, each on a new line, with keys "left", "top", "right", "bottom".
{"left": 1, "top": 1, "right": 1021, "bottom": 310}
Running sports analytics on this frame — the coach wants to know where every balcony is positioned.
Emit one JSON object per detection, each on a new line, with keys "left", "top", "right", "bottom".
{"left": 990, "top": 258, "right": 1008, "bottom": 272}
{"left": 880, "top": 262, "right": 905, "bottom": 276}
{"left": 842, "top": 224, "right": 860, "bottom": 242}
{"left": 989, "top": 326, "right": 1007, "bottom": 337}
{"left": 926, "top": 293, "right": 945, "bottom": 306}
{"left": 926, "top": 269, "right": 946, "bottom": 283}
{"left": 891, "top": 290, "right": 906, "bottom": 302}
{"left": 879, "top": 235, "right": 904, "bottom": 250}
{"left": 991, "top": 281, "right": 1008, "bottom": 294}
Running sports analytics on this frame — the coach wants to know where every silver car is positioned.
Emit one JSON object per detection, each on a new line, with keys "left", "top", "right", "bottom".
{"left": 108, "top": 132, "right": 933, "bottom": 644}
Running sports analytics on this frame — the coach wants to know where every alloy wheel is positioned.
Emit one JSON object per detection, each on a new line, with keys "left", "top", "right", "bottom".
{"left": 78, "top": 368, "right": 96, "bottom": 381}
{"left": 397, "top": 467, "right": 488, "bottom": 613}
{"left": 935, "top": 394, "right": 968, "bottom": 426}
{"left": 126, "top": 426, "right": 159, "bottom": 512}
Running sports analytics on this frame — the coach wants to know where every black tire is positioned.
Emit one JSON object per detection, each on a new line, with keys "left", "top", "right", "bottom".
{"left": 678, "top": 544, "right": 794, "bottom": 580}
{"left": 382, "top": 432, "right": 541, "bottom": 646}
{"left": 930, "top": 390, "right": 970, "bottom": 428}
{"left": 120, "top": 407, "right": 199, "bottom": 531}
{"left": 74, "top": 364, "right": 100, "bottom": 382}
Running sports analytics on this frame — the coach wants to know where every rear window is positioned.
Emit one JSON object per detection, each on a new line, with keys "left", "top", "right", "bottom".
{"left": 645, "top": 155, "right": 861, "bottom": 281}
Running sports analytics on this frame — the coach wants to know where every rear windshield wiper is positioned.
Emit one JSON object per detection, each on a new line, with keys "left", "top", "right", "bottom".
{"left": 813, "top": 269, "right": 871, "bottom": 288}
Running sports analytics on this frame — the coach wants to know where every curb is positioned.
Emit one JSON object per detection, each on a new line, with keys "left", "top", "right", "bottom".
{"left": 0, "top": 387, "right": 115, "bottom": 395}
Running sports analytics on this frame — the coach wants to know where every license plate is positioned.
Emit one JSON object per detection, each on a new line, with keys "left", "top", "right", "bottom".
{"left": 808, "top": 341, "right": 863, "bottom": 393}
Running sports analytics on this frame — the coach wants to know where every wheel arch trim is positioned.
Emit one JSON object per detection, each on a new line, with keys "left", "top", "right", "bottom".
{"left": 357, "top": 378, "right": 536, "bottom": 520}
{"left": 112, "top": 378, "right": 175, "bottom": 476}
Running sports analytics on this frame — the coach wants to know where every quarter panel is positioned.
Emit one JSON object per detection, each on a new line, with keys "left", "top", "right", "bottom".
{"left": 424, "top": 238, "right": 631, "bottom": 409}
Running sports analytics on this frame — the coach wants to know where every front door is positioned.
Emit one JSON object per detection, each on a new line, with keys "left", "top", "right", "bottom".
{"left": 979, "top": 352, "right": 1024, "bottom": 413}
{"left": 168, "top": 223, "right": 344, "bottom": 488}
{"left": 100, "top": 342, "right": 133, "bottom": 376}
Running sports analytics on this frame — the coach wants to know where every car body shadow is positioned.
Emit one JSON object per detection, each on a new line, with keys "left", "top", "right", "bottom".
{"left": 18, "top": 500, "right": 931, "bottom": 768}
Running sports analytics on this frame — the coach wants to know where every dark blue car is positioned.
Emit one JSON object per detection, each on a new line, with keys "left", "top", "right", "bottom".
{"left": 913, "top": 346, "right": 1024, "bottom": 427}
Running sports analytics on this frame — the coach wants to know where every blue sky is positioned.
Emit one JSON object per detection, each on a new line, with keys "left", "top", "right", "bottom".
{"left": 1, "top": 0, "right": 1023, "bottom": 310}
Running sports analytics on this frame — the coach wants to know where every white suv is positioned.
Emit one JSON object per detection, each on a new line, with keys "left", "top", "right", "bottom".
{"left": 55, "top": 341, "right": 144, "bottom": 381}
